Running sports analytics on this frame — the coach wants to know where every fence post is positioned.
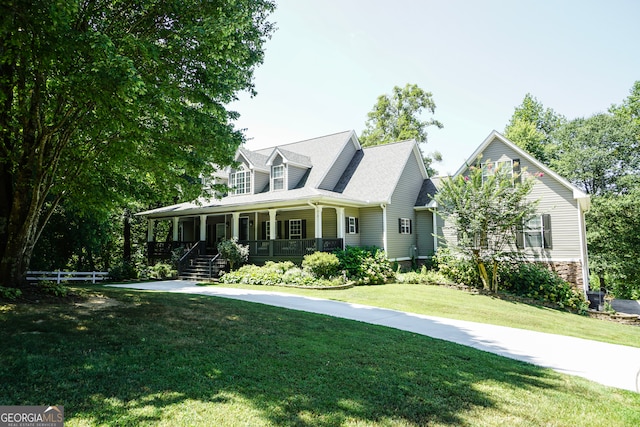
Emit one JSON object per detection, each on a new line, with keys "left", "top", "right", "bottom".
{"left": 57, "top": 271, "right": 62, "bottom": 284}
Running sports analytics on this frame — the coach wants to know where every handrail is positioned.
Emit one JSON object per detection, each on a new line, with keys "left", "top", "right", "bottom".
{"left": 179, "top": 241, "right": 200, "bottom": 263}
{"left": 208, "top": 253, "right": 221, "bottom": 279}
{"left": 178, "top": 241, "right": 200, "bottom": 275}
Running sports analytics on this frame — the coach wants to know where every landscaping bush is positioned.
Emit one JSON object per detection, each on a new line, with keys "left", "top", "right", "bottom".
{"left": 397, "top": 269, "right": 453, "bottom": 285}
{"left": 334, "top": 246, "right": 394, "bottom": 285}
{"left": 302, "top": 251, "right": 341, "bottom": 279}
{"left": 108, "top": 260, "right": 138, "bottom": 281}
{"left": 220, "top": 261, "right": 292, "bottom": 286}
{"left": 434, "top": 248, "right": 482, "bottom": 288}
{"left": 36, "top": 281, "right": 69, "bottom": 297}
{"left": 499, "top": 262, "right": 588, "bottom": 313}
{"left": 0, "top": 286, "right": 22, "bottom": 300}
{"left": 150, "top": 263, "right": 176, "bottom": 280}
{"left": 217, "top": 238, "right": 249, "bottom": 270}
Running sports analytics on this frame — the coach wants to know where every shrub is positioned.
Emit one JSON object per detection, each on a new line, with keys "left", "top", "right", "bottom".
{"left": 397, "top": 270, "right": 453, "bottom": 285}
{"left": 217, "top": 238, "right": 249, "bottom": 270}
{"left": 499, "top": 262, "right": 588, "bottom": 313}
{"left": 36, "top": 281, "right": 69, "bottom": 297}
{"left": 334, "top": 246, "right": 394, "bottom": 285}
{"left": 0, "top": 286, "right": 22, "bottom": 300}
{"left": 302, "top": 251, "right": 341, "bottom": 279}
{"left": 108, "top": 261, "right": 138, "bottom": 281}
{"left": 220, "top": 262, "right": 293, "bottom": 286}
{"left": 150, "top": 263, "right": 176, "bottom": 280}
{"left": 434, "top": 248, "right": 482, "bottom": 288}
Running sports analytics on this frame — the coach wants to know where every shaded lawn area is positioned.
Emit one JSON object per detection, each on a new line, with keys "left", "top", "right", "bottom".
{"left": 209, "top": 282, "right": 640, "bottom": 348}
{"left": 1, "top": 288, "right": 639, "bottom": 426}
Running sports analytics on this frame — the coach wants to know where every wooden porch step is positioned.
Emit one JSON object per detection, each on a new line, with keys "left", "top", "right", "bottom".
{"left": 179, "top": 255, "right": 227, "bottom": 281}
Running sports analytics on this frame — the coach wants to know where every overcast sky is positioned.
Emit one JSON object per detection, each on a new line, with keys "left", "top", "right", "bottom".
{"left": 230, "top": 0, "right": 640, "bottom": 175}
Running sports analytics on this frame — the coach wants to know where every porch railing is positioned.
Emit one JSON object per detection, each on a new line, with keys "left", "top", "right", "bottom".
{"left": 148, "top": 241, "right": 197, "bottom": 260}
{"left": 242, "top": 238, "right": 343, "bottom": 257}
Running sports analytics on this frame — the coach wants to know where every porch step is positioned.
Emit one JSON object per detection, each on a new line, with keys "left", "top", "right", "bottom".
{"left": 179, "top": 256, "right": 227, "bottom": 281}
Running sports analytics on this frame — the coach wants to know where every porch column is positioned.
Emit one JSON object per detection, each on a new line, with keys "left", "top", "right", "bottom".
{"left": 314, "top": 205, "right": 323, "bottom": 238}
{"left": 336, "top": 207, "right": 345, "bottom": 241}
{"left": 199, "top": 215, "right": 207, "bottom": 241}
{"left": 147, "top": 219, "right": 155, "bottom": 242}
{"left": 269, "top": 209, "right": 277, "bottom": 239}
{"left": 232, "top": 212, "right": 240, "bottom": 239}
{"left": 172, "top": 217, "right": 179, "bottom": 241}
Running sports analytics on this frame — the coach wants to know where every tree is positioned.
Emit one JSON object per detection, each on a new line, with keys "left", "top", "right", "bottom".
{"left": 550, "top": 113, "right": 639, "bottom": 195}
{"left": 435, "top": 160, "right": 538, "bottom": 291}
{"left": 504, "top": 94, "right": 564, "bottom": 164}
{"left": 0, "top": 0, "right": 275, "bottom": 287}
{"left": 360, "top": 83, "right": 443, "bottom": 174}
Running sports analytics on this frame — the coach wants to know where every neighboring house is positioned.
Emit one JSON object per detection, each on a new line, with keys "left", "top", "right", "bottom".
{"left": 138, "top": 130, "right": 590, "bottom": 290}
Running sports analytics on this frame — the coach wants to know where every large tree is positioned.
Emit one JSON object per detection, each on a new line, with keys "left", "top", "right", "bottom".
{"left": 360, "top": 83, "right": 443, "bottom": 174}
{"left": 435, "top": 161, "right": 538, "bottom": 291}
{"left": 0, "top": 0, "right": 275, "bottom": 287}
{"left": 504, "top": 93, "right": 564, "bottom": 164}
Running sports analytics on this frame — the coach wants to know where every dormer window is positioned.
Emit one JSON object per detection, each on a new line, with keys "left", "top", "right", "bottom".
{"left": 230, "top": 168, "right": 251, "bottom": 195}
{"left": 272, "top": 164, "right": 284, "bottom": 191}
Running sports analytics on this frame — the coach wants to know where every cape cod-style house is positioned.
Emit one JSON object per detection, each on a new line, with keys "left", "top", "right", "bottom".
{"left": 138, "top": 130, "right": 590, "bottom": 291}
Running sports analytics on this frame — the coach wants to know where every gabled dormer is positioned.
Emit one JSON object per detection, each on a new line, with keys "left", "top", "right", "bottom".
{"left": 228, "top": 148, "right": 270, "bottom": 195}
{"left": 266, "top": 147, "right": 312, "bottom": 191}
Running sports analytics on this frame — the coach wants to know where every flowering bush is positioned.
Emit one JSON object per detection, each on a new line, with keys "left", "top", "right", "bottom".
{"left": 334, "top": 246, "right": 394, "bottom": 285}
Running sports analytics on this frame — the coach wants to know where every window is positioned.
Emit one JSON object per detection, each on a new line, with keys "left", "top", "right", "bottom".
{"left": 481, "top": 159, "right": 521, "bottom": 184}
{"left": 289, "top": 219, "right": 302, "bottom": 239}
{"left": 265, "top": 221, "right": 271, "bottom": 239}
{"left": 230, "top": 169, "right": 251, "bottom": 195}
{"left": 272, "top": 164, "right": 284, "bottom": 191}
{"left": 399, "top": 218, "right": 412, "bottom": 234}
{"left": 517, "top": 214, "right": 552, "bottom": 249}
{"left": 347, "top": 217, "right": 359, "bottom": 234}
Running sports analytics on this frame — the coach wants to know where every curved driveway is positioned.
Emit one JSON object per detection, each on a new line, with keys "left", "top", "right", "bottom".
{"left": 108, "top": 281, "right": 640, "bottom": 393}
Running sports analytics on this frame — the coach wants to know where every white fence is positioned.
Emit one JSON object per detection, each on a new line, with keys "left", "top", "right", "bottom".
{"left": 26, "top": 271, "right": 109, "bottom": 284}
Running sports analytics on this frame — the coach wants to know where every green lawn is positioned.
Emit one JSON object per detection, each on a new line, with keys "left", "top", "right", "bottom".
{"left": 1, "top": 286, "right": 639, "bottom": 426}
{"left": 208, "top": 282, "right": 640, "bottom": 348}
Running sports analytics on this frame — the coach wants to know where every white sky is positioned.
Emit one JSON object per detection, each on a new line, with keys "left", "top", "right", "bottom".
{"left": 230, "top": 0, "right": 640, "bottom": 175}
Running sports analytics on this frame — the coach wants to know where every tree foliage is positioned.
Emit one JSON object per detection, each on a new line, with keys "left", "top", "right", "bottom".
{"left": 435, "top": 160, "right": 538, "bottom": 291}
{"left": 504, "top": 93, "right": 564, "bottom": 164}
{"left": 0, "top": 0, "right": 275, "bottom": 286}
{"left": 360, "top": 83, "right": 443, "bottom": 175}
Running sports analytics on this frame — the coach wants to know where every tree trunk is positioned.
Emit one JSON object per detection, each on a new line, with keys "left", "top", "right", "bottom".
{"left": 473, "top": 250, "right": 490, "bottom": 290}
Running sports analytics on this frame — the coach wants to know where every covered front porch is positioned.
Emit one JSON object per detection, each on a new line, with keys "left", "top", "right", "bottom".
{"left": 145, "top": 204, "right": 351, "bottom": 264}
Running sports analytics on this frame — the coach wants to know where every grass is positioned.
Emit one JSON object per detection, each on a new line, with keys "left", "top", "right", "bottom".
{"left": 206, "top": 282, "right": 640, "bottom": 348}
{"left": 1, "top": 286, "right": 639, "bottom": 426}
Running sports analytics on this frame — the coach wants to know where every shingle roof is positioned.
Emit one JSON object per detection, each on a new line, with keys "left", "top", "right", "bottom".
{"left": 237, "top": 148, "right": 269, "bottom": 171}
{"left": 339, "top": 140, "right": 420, "bottom": 203}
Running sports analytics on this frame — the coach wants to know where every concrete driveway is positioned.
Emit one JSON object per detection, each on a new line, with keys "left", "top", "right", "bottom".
{"left": 108, "top": 280, "right": 640, "bottom": 393}
{"left": 612, "top": 299, "right": 640, "bottom": 315}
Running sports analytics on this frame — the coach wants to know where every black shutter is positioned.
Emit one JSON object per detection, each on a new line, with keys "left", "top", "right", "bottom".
{"left": 409, "top": 219, "right": 413, "bottom": 234}
{"left": 277, "top": 220, "right": 282, "bottom": 239}
{"left": 284, "top": 220, "right": 289, "bottom": 239}
{"left": 261, "top": 221, "right": 267, "bottom": 240}
{"left": 355, "top": 218, "right": 359, "bottom": 234}
{"left": 513, "top": 158, "right": 521, "bottom": 184}
{"left": 398, "top": 218, "right": 402, "bottom": 233}
{"left": 302, "top": 220, "right": 307, "bottom": 238}
{"left": 516, "top": 223, "right": 524, "bottom": 249}
{"left": 542, "top": 214, "right": 552, "bottom": 249}
{"left": 345, "top": 217, "right": 350, "bottom": 233}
